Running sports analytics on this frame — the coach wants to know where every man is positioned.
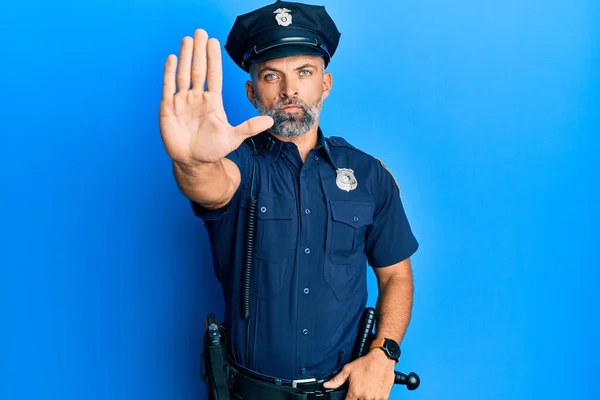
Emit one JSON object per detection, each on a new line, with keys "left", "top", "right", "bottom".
{"left": 158, "top": 1, "right": 418, "bottom": 399}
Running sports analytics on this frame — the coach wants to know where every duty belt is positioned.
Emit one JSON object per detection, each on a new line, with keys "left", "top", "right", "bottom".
{"left": 228, "top": 364, "right": 349, "bottom": 400}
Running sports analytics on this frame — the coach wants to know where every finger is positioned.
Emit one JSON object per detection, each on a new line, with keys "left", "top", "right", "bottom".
{"left": 162, "top": 54, "right": 177, "bottom": 102}
{"left": 233, "top": 116, "right": 274, "bottom": 139}
{"left": 206, "top": 38, "right": 222, "bottom": 94}
{"left": 191, "top": 29, "right": 208, "bottom": 91}
{"left": 177, "top": 36, "right": 193, "bottom": 92}
{"left": 322, "top": 368, "right": 350, "bottom": 390}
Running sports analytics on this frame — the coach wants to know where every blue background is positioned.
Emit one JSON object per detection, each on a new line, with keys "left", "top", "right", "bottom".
{"left": 1, "top": 0, "right": 598, "bottom": 399}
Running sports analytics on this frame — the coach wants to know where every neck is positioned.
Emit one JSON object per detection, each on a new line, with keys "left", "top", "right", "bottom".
{"left": 271, "top": 121, "right": 319, "bottom": 163}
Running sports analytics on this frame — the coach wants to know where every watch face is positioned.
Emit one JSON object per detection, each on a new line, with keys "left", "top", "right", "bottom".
{"left": 384, "top": 339, "right": 400, "bottom": 360}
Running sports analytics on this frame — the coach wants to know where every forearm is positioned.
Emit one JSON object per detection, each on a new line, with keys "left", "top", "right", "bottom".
{"left": 173, "top": 158, "right": 241, "bottom": 209}
{"left": 373, "top": 271, "right": 414, "bottom": 345}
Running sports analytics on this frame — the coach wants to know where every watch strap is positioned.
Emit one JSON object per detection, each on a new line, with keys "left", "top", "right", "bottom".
{"left": 369, "top": 338, "right": 386, "bottom": 350}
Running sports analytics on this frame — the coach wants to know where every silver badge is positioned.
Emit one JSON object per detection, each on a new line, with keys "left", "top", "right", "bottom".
{"left": 336, "top": 168, "right": 358, "bottom": 192}
{"left": 274, "top": 8, "right": 292, "bottom": 27}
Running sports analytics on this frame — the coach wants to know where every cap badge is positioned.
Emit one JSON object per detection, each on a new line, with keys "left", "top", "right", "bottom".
{"left": 336, "top": 168, "right": 358, "bottom": 192}
{"left": 274, "top": 8, "right": 292, "bottom": 27}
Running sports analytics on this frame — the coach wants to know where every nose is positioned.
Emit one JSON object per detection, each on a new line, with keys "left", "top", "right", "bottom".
{"left": 280, "top": 77, "right": 299, "bottom": 99}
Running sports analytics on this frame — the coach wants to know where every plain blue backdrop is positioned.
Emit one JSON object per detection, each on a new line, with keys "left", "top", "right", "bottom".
{"left": 1, "top": 0, "right": 598, "bottom": 399}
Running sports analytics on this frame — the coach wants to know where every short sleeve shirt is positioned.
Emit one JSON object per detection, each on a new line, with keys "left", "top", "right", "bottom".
{"left": 192, "top": 129, "right": 418, "bottom": 380}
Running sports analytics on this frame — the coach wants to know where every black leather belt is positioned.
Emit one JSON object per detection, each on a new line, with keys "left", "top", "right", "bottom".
{"left": 229, "top": 365, "right": 349, "bottom": 400}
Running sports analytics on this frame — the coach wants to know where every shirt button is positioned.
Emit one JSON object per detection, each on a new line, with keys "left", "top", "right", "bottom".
{"left": 260, "top": 206, "right": 267, "bottom": 213}
{"left": 301, "top": 172, "right": 306, "bottom": 178}
{"left": 305, "top": 208, "right": 311, "bottom": 215}
{"left": 304, "top": 288, "right": 309, "bottom": 294}
{"left": 301, "top": 367, "right": 307, "bottom": 374}
{"left": 302, "top": 329, "right": 308, "bottom": 335}
{"left": 304, "top": 248, "right": 310, "bottom": 254}
{"left": 313, "top": 155, "right": 319, "bottom": 161}
{"left": 353, "top": 216, "right": 359, "bottom": 222}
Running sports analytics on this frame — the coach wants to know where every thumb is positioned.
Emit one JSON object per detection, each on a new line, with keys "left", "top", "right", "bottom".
{"left": 234, "top": 115, "right": 274, "bottom": 139}
{"left": 322, "top": 367, "right": 350, "bottom": 390}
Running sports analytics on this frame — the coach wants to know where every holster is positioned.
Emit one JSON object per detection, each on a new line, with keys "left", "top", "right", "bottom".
{"left": 201, "top": 313, "right": 231, "bottom": 400}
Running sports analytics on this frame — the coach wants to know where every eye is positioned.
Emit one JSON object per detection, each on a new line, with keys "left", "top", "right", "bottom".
{"left": 299, "top": 70, "right": 312, "bottom": 77}
{"left": 264, "top": 73, "right": 278, "bottom": 81}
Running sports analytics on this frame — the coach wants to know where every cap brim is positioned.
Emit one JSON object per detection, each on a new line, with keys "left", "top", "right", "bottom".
{"left": 246, "top": 44, "right": 326, "bottom": 67}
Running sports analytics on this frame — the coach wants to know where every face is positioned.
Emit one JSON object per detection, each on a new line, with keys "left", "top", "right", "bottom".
{"left": 246, "top": 55, "right": 332, "bottom": 138}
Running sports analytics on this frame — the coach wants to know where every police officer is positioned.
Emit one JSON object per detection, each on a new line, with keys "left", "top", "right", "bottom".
{"left": 159, "top": 1, "right": 418, "bottom": 399}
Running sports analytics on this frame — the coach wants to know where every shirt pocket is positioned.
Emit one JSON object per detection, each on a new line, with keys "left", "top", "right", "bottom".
{"left": 255, "top": 193, "right": 296, "bottom": 261}
{"left": 328, "top": 201, "right": 374, "bottom": 264}
{"left": 324, "top": 201, "right": 374, "bottom": 300}
{"left": 254, "top": 193, "right": 296, "bottom": 299}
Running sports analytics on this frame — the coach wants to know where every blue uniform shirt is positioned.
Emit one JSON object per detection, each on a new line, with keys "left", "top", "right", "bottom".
{"left": 192, "top": 128, "right": 418, "bottom": 380}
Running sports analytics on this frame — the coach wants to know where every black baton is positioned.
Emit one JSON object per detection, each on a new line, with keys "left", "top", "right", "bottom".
{"left": 354, "top": 307, "right": 420, "bottom": 391}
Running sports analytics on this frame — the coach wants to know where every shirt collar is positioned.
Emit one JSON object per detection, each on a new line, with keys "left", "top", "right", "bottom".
{"left": 315, "top": 127, "right": 326, "bottom": 150}
{"left": 251, "top": 127, "right": 330, "bottom": 165}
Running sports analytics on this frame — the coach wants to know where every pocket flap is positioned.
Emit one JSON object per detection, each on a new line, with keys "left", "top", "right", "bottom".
{"left": 257, "top": 193, "right": 294, "bottom": 220}
{"left": 330, "top": 201, "right": 374, "bottom": 228}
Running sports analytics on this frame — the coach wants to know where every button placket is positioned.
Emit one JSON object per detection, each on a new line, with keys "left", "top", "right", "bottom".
{"left": 297, "top": 162, "right": 317, "bottom": 375}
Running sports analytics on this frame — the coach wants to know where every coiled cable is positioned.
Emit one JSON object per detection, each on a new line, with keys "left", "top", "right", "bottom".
{"left": 241, "top": 195, "right": 257, "bottom": 319}
{"left": 242, "top": 139, "right": 259, "bottom": 319}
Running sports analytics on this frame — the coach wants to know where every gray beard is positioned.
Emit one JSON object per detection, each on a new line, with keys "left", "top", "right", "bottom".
{"left": 256, "top": 97, "right": 322, "bottom": 138}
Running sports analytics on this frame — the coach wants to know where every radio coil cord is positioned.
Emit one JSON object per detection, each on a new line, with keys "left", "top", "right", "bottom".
{"left": 242, "top": 138, "right": 259, "bottom": 319}
{"left": 241, "top": 189, "right": 257, "bottom": 318}
{"left": 242, "top": 139, "right": 259, "bottom": 366}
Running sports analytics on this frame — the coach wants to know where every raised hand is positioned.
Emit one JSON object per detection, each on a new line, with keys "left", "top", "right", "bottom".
{"left": 159, "top": 29, "right": 273, "bottom": 165}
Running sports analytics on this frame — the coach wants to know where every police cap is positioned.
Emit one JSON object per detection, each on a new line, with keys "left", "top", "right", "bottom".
{"left": 225, "top": 1, "right": 341, "bottom": 72}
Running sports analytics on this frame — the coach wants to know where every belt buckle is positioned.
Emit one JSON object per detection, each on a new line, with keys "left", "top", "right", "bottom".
{"left": 291, "top": 377, "right": 317, "bottom": 389}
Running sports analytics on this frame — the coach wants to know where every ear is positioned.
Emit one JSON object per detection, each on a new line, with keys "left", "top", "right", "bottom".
{"left": 246, "top": 80, "right": 257, "bottom": 108}
{"left": 321, "top": 71, "right": 333, "bottom": 101}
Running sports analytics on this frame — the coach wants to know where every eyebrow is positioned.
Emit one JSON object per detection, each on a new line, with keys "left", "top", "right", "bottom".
{"left": 295, "top": 63, "right": 319, "bottom": 71}
{"left": 257, "top": 63, "right": 319, "bottom": 76}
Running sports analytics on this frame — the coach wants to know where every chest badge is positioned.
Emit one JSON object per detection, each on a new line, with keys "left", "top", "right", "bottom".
{"left": 336, "top": 168, "right": 358, "bottom": 192}
{"left": 274, "top": 8, "right": 292, "bottom": 27}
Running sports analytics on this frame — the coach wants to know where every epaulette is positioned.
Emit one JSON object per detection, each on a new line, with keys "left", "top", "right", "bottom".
{"left": 376, "top": 158, "right": 401, "bottom": 195}
{"left": 327, "top": 136, "right": 362, "bottom": 152}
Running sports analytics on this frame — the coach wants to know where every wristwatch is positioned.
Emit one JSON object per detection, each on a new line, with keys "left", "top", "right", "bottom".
{"left": 370, "top": 338, "right": 401, "bottom": 363}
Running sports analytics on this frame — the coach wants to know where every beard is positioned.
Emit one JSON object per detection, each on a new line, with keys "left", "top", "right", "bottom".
{"left": 256, "top": 96, "right": 323, "bottom": 138}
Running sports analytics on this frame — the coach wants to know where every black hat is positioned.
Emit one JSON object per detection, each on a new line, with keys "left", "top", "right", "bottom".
{"left": 225, "top": 1, "right": 341, "bottom": 72}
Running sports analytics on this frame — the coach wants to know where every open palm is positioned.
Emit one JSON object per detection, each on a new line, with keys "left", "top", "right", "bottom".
{"left": 159, "top": 29, "right": 273, "bottom": 165}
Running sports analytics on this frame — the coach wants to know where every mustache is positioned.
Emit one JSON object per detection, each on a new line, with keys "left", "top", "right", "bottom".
{"left": 273, "top": 98, "right": 308, "bottom": 111}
